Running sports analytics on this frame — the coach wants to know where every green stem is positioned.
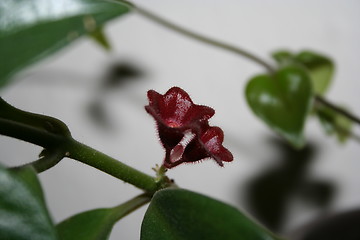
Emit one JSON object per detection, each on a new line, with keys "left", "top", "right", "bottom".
{"left": 0, "top": 98, "right": 164, "bottom": 192}
{"left": 0, "top": 117, "right": 67, "bottom": 148}
{"left": 115, "top": 0, "right": 360, "bottom": 127}
{"left": 315, "top": 95, "right": 360, "bottom": 125}
{"left": 115, "top": 0, "right": 275, "bottom": 73}
{"left": 110, "top": 193, "right": 152, "bottom": 221}
{"left": 64, "top": 138, "right": 158, "bottom": 192}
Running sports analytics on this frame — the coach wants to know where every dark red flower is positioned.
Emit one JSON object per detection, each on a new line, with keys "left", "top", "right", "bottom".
{"left": 145, "top": 87, "right": 214, "bottom": 150}
{"left": 181, "top": 124, "right": 233, "bottom": 167}
{"left": 145, "top": 87, "right": 233, "bottom": 168}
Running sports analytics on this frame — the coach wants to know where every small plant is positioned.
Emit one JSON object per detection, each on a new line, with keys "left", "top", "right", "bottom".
{"left": 1, "top": 1, "right": 359, "bottom": 239}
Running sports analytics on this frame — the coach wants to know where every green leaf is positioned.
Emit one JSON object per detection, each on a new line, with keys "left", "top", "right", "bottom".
{"left": 294, "top": 51, "right": 334, "bottom": 95}
{"left": 57, "top": 194, "right": 150, "bottom": 240}
{"left": 57, "top": 208, "right": 115, "bottom": 240}
{"left": 272, "top": 50, "right": 294, "bottom": 66}
{"left": 0, "top": 0, "right": 130, "bottom": 88}
{"left": 316, "top": 105, "right": 353, "bottom": 143}
{"left": 245, "top": 65, "right": 313, "bottom": 148}
{"left": 271, "top": 50, "right": 334, "bottom": 95}
{"left": 141, "top": 189, "right": 283, "bottom": 240}
{"left": 0, "top": 165, "right": 57, "bottom": 240}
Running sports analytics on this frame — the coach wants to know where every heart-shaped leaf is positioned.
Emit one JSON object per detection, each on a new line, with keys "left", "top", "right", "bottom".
{"left": 295, "top": 51, "right": 334, "bottom": 95}
{"left": 0, "top": 0, "right": 130, "bottom": 88}
{"left": 245, "top": 66, "right": 313, "bottom": 148}
{"left": 57, "top": 194, "right": 150, "bottom": 240}
{"left": 272, "top": 50, "right": 334, "bottom": 95}
{"left": 141, "top": 188, "right": 282, "bottom": 240}
{"left": 0, "top": 165, "right": 57, "bottom": 240}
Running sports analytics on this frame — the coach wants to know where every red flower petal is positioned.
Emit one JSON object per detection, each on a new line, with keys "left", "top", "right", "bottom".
{"left": 174, "top": 125, "right": 233, "bottom": 168}
{"left": 145, "top": 87, "right": 214, "bottom": 151}
{"left": 200, "top": 126, "right": 234, "bottom": 166}
{"left": 146, "top": 87, "right": 214, "bottom": 129}
{"left": 145, "top": 87, "right": 233, "bottom": 169}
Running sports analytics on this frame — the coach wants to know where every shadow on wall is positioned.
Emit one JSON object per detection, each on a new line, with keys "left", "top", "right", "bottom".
{"left": 291, "top": 209, "right": 360, "bottom": 240}
{"left": 242, "top": 137, "right": 335, "bottom": 233}
{"left": 87, "top": 61, "right": 145, "bottom": 130}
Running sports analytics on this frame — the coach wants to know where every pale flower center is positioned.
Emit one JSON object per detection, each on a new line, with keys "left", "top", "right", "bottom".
{"left": 169, "top": 130, "right": 196, "bottom": 163}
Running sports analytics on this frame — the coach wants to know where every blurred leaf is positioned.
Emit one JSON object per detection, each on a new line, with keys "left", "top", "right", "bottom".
{"left": 89, "top": 27, "right": 111, "bottom": 51}
{"left": 57, "top": 194, "right": 150, "bottom": 240}
{"left": 316, "top": 105, "right": 352, "bottom": 143}
{"left": 141, "top": 189, "right": 282, "bottom": 240}
{"left": 245, "top": 65, "right": 313, "bottom": 148}
{"left": 0, "top": 0, "right": 130, "bottom": 88}
{"left": 271, "top": 50, "right": 334, "bottom": 95}
{"left": 0, "top": 165, "right": 57, "bottom": 240}
{"left": 272, "top": 50, "right": 294, "bottom": 66}
{"left": 295, "top": 51, "right": 334, "bottom": 95}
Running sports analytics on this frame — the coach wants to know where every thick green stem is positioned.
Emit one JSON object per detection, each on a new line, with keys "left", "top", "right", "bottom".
{"left": 65, "top": 139, "right": 158, "bottom": 192}
{"left": 0, "top": 119, "right": 159, "bottom": 191}
{"left": 0, "top": 118, "right": 67, "bottom": 148}
{"left": 0, "top": 98, "right": 164, "bottom": 192}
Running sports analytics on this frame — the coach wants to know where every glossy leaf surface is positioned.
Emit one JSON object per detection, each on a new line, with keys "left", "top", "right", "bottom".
{"left": 141, "top": 188, "right": 282, "bottom": 240}
{"left": 0, "top": 0, "right": 130, "bottom": 88}
{"left": 272, "top": 50, "right": 334, "bottom": 95}
{"left": 0, "top": 165, "right": 57, "bottom": 240}
{"left": 245, "top": 66, "right": 313, "bottom": 148}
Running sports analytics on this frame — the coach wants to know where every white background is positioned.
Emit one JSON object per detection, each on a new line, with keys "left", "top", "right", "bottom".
{"left": 1, "top": 0, "right": 360, "bottom": 239}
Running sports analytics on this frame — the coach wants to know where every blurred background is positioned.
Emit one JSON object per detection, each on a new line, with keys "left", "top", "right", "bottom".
{"left": 1, "top": 0, "right": 360, "bottom": 239}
